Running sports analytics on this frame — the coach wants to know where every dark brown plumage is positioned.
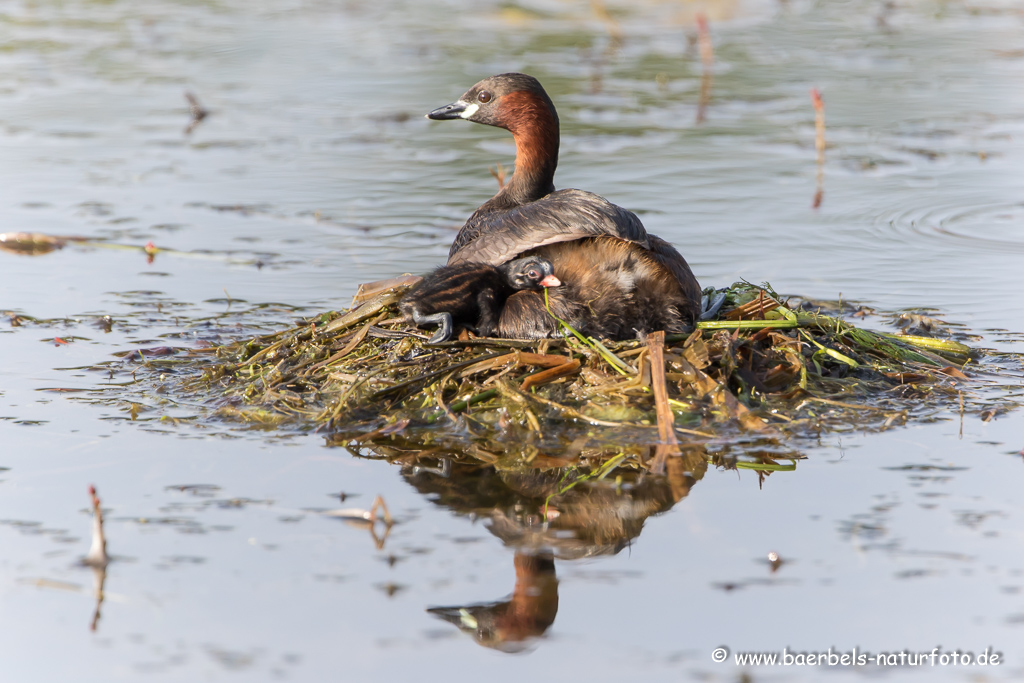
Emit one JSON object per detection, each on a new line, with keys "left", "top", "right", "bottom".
{"left": 427, "top": 73, "right": 702, "bottom": 340}
{"left": 400, "top": 256, "right": 559, "bottom": 343}
{"left": 496, "top": 237, "right": 695, "bottom": 340}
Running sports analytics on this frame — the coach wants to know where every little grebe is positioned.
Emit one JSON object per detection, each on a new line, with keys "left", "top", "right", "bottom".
{"left": 400, "top": 255, "right": 560, "bottom": 343}
{"left": 427, "top": 73, "right": 701, "bottom": 340}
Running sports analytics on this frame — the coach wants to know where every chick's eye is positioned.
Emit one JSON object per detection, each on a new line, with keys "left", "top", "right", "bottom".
{"left": 527, "top": 269, "right": 539, "bottom": 279}
{"left": 478, "top": 90, "right": 492, "bottom": 103}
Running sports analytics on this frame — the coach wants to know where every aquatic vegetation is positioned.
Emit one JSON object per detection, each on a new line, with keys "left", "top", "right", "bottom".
{"left": 155, "top": 280, "right": 990, "bottom": 480}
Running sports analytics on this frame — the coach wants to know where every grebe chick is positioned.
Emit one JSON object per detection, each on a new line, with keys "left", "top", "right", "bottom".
{"left": 497, "top": 236, "right": 694, "bottom": 340}
{"left": 427, "top": 73, "right": 702, "bottom": 340}
{"left": 400, "top": 256, "right": 560, "bottom": 343}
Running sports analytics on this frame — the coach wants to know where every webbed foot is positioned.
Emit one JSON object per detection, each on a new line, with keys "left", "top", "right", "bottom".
{"left": 700, "top": 291, "right": 727, "bottom": 321}
{"left": 413, "top": 311, "right": 454, "bottom": 343}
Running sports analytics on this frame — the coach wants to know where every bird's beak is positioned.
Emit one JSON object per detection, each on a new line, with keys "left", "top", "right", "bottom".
{"left": 427, "top": 100, "right": 470, "bottom": 120}
{"left": 539, "top": 275, "right": 561, "bottom": 288}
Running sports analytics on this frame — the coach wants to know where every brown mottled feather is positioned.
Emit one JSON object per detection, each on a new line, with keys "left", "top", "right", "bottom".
{"left": 498, "top": 237, "right": 698, "bottom": 340}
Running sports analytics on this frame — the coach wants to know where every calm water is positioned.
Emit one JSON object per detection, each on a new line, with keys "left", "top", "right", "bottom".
{"left": 2, "top": 0, "right": 1024, "bottom": 680}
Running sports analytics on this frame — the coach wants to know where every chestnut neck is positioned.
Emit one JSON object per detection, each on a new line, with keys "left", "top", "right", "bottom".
{"left": 481, "top": 90, "right": 560, "bottom": 211}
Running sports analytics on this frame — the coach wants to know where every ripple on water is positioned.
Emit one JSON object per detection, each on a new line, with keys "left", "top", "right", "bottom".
{"left": 874, "top": 199, "right": 1024, "bottom": 255}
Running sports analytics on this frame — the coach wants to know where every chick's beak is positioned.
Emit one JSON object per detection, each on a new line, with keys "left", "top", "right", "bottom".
{"left": 427, "top": 100, "right": 469, "bottom": 120}
{"left": 539, "top": 275, "right": 561, "bottom": 288}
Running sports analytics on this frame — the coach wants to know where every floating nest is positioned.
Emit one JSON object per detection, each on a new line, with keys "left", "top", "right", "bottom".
{"left": 171, "top": 279, "right": 982, "bottom": 478}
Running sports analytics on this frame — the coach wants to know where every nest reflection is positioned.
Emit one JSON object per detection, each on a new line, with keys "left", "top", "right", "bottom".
{"left": 347, "top": 435, "right": 793, "bottom": 651}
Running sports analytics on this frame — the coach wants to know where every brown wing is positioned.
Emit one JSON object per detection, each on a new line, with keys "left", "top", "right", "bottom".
{"left": 498, "top": 237, "right": 703, "bottom": 339}
{"left": 447, "top": 189, "right": 650, "bottom": 267}
{"left": 646, "top": 234, "right": 702, "bottom": 324}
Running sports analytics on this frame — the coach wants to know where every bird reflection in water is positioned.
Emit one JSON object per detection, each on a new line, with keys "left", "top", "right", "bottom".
{"left": 428, "top": 552, "right": 558, "bottom": 653}
{"left": 352, "top": 437, "right": 717, "bottom": 651}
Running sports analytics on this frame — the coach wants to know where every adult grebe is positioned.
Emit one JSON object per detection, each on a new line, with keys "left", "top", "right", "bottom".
{"left": 427, "top": 73, "right": 701, "bottom": 340}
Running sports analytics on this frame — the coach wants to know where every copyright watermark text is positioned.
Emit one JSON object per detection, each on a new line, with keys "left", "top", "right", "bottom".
{"left": 712, "top": 646, "right": 1003, "bottom": 667}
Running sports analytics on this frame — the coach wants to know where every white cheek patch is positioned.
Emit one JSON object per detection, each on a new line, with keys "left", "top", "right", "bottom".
{"left": 459, "top": 102, "right": 480, "bottom": 119}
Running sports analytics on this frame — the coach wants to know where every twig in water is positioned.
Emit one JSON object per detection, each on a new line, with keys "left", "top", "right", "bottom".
{"left": 590, "top": 0, "right": 623, "bottom": 49}
{"left": 323, "top": 495, "right": 394, "bottom": 549}
{"left": 489, "top": 164, "right": 507, "bottom": 189}
{"left": 811, "top": 88, "right": 825, "bottom": 208}
{"left": 696, "top": 14, "right": 714, "bottom": 123}
{"left": 369, "top": 495, "right": 393, "bottom": 526}
{"left": 646, "top": 331, "right": 682, "bottom": 474}
{"left": 958, "top": 390, "right": 964, "bottom": 439}
{"left": 84, "top": 485, "right": 109, "bottom": 568}
{"left": 184, "top": 92, "right": 209, "bottom": 135}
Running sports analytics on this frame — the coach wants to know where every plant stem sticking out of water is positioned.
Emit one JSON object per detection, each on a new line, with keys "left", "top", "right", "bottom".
{"left": 696, "top": 14, "right": 714, "bottom": 124}
{"left": 811, "top": 88, "right": 826, "bottom": 208}
{"left": 647, "top": 331, "right": 682, "bottom": 475}
{"left": 489, "top": 164, "right": 507, "bottom": 189}
{"left": 83, "top": 485, "right": 111, "bottom": 631}
{"left": 84, "top": 485, "right": 109, "bottom": 568}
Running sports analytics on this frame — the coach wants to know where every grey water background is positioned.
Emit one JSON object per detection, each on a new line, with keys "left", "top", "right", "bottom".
{"left": 2, "top": 0, "right": 1024, "bottom": 680}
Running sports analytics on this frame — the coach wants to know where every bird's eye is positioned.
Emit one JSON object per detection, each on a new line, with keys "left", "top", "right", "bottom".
{"left": 478, "top": 90, "right": 492, "bottom": 103}
{"left": 527, "top": 269, "right": 539, "bottom": 279}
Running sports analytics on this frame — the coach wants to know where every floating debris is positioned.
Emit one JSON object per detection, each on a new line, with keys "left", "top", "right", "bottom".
{"left": 0, "top": 232, "right": 69, "bottom": 256}
{"left": 184, "top": 91, "right": 210, "bottom": 135}
{"left": 323, "top": 494, "right": 393, "bottom": 525}
{"left": 323, "top": 495, "right": 394, "bottom": 549}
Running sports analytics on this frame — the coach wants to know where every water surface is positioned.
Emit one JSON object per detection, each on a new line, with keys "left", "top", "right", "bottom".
{"left": 2, "top": 0, "right": 1024, "bottom": 680}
